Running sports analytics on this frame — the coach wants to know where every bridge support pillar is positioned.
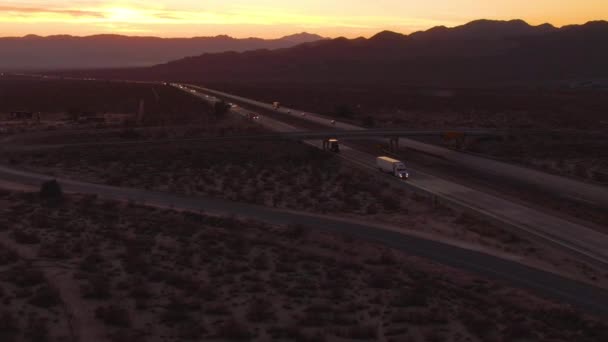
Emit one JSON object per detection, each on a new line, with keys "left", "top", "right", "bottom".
{"left": 388, "top": 137, "right": 399, "bottom": 151}
{"left": 322, "top": 138, "right": 329, "bottom": 151}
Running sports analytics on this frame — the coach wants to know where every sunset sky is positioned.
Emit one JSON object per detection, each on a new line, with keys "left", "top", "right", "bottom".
{"left": 0, "top": 0, "right": 606, "bottom": 38}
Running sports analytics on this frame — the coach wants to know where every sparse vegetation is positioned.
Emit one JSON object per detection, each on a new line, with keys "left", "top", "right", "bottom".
{"left": 0, "top": 190, "right": 605, "bottom": 341}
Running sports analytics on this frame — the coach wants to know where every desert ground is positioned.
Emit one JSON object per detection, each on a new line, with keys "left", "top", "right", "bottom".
{"left": 1, "top": 78, "right": 608, "bottom": 342}
{"left": 1, "top": 78, "right": 606, "bottom": 290}
{"left": 4, "top": 133, "right": 608, "bottom": 289}
{"left": 1, "top": 189, "right": 607, "bottom": 342}
{"left": 0, "top": 77, "right": 213, "bottom": 131}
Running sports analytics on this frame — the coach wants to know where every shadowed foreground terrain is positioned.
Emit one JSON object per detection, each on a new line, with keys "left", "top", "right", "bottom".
{"left": 1, "top": 190, "right": 607, "bottom": 342}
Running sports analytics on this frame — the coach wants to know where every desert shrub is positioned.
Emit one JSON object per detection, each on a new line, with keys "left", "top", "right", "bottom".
{"left": 393, "top": 286, "right": 429, "bottom": 307}
{"left": 503, "top": 321, "right": 536, "bottom": 340}
{"left": 339, "top": 325, "right": 378, "bottom": 340}
{"left": 381, "top": 196, "right": 400, "bottom": 211}
{"left": 247, "top": 298, "right": 275, "bottom": 322}
{"left": 28, "top": 285, "right": 60, "bottom": 308}
{"left": 251, "top": 252, "right": 270, "bottom": 270}
{"left": 379, "top": 251, "right": 398, "bottom": 265}
{"left": 0, "top": 310, "right": 19, "bottom": 334}
{"left": 332, "top": 105, "right": 356, "bottom": 119}
{"left": 81, "top": 275, "right": 111, "bottom": 299}
{"left": 361, "top": 116, "right": 375, "bottom": 127}
{"left": 38, "top": 240, "right": 70, "bottom": 259}
{"left": 367, "top": 271, "right": 393, "bottom": 289}
{"left": 460, "top": 309, "right": 495, "bottom": 338}
{"left": 160, "top": 300, "right": 191, "bottom": 325}
{"left": 425, "top": 331, "right": 447, "bottom": 342}
{"left": 366, "top": 204, "right": 379, "bottom": 215}
{"left": 0, "top": 246, "right": 18, "bottom": 265}
{"left": 39, "top": 180, "right": 64, "bottom": 205}
{"left": 24, "top": 316, "right": 49, "bottom": 342}
{"left": 108, "top": 330, "right": 145, "bottom": 342}
{"left": 7, "top": 266, "right": 45, "bottom": 287}
{"left": 79, "top": 253, "right": 105, "bottom": 273}
{"left": 12, "top": 229, "right": 40, "bottom": 244}
{"left": 286, "top": 224, "right": 308, "bottom": 240}
{"left": 95, "top": 305, "right": 131, "bottom": 327}
{"left": 205, "top": 303, "right": 230, "bottom": 315}
{"left": 216, "top": 318, "right": 251, "bottom": 340}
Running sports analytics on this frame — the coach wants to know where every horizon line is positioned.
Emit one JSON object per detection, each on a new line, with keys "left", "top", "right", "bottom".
{"left": 1, "top": 18, "right": 606, "bottom": 40}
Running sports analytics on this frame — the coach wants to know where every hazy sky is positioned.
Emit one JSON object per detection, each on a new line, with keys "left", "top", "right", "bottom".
{"left": 0, "top": 0, "right": 606, "bottom": 38}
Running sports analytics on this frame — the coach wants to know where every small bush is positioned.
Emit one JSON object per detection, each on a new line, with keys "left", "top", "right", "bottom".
{"left": 339, "top": 325, "right": 378, "bottom": 340}
{"left": 160, "top": 300, "right": 191, "bottom": 324}
{"left": 39, "top": 180, "right": 64, "bottom": 205}
{"left": 216, "top": 317, "right": 251, "bottom": 340}
{"left": 0, "top": 310, "right": 19, "bottom": 334}
{"left": 28, "top": 285, "right": 60, "bottom": 308}
{"left": 12, "top": 230, "right": 40, "bottom": 245}
{"left": 24, "top": 316, "right": 49, "bottom": 342}
{"left": 247, "top": 298, "right": 275, "bottom": 322}
{"left": 286, "top": 224, "right": 308, "bottom": 240}
{"left": 81, "top": 275, "right": 111, "bottom": 299}
{"left": 381, "top": 196, "right": 400, "bottom": 211}
{"left": 0, "top": 246, "right": 18, "bottom": 265}
{"left": 95, "top": 305, "right": 131, "bottom": 327}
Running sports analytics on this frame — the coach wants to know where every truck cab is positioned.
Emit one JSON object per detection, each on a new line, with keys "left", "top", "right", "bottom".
{"left": 394, "top": 163, "right": 409, "bottom": 179}
{"left": 328, "top": 139, "right": 340, "bottom": 153}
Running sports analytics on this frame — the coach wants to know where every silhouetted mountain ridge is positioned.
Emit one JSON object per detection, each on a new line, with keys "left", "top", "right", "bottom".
{"left": 0, "top": 32, "right": 325, "bottom": 70}
{"left": 57, "top": 19, "right": 608, "bottom": 85}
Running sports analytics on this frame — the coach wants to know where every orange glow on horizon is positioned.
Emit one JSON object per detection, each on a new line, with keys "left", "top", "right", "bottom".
{"left": 0, "top": 1, "right": 606, "bottom": 38}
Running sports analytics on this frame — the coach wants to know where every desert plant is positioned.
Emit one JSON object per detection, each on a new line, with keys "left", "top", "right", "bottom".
{"left": 216, "top": 317, "right": 251, "bottom": 340}
{"left": 24, "top": 316, "right": 49, "bottom": 342}
{"left": 81, "top": 274, "right": 112, "bottom": 299}
{"left": 12, "top": 229, "right": 40, "bottom": 245}
{"left": 95, "top": 305, "right": 131, "bottom": 327}
{"left": 214, "top": 100, "right": 231, "bottom": 120}
{"left": 361, "top": 116, "right": 375, "bottom": 127}
{"left": 333, "top": 105, "right": 356, "bottom": 119}
{"left": 28, "top": 285, "right": 60, "bottom": 308}
{"left": 247, "top": 298, "right": 275, "bottom": 322}
{"left": 39, "top": 180, "right": 64, "bottom": 205}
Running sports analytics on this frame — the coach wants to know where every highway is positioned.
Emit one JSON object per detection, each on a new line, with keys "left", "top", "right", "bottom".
{"left": 1, "top": 164, "right": 608, "bottom": 315}
{"left": 175, "top": 84, "right": 608, "bottom": 269}
{"left": 190, "top": 85, "right": 608, "bottom": 210}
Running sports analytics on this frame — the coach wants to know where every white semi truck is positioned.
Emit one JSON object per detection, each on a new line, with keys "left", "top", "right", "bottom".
{"left": 376, "top": 156, "right": 409, "bottom": 179}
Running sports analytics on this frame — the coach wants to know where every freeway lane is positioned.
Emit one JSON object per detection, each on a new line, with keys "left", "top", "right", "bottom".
{"left": 178, "top": 85, "right": 608, "bottom": 268}
{"left": 1, "top": 164, "right": 608, "bottom": 315}
{"left": 191, "top": 85, "right": 608, "bottom": 210}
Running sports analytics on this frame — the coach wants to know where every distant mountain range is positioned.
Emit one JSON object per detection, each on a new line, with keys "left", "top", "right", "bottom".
{"left": 0, "top": 32, "right": 325, "bottom": 70}
{"left": 47, "top": 19, "right": 608, "bottom": 85}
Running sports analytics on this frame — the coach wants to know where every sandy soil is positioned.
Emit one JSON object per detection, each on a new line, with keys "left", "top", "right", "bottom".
{"left": 0, "top": 211, "right": 73, "bottom": 342}
{"left": 1, "top": 190, "right": 607, "bottom": 342}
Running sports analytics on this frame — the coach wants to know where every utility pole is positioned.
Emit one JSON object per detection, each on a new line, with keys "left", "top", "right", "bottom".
{"left": 137, "top": 99, "right": 145, "bottom": 126}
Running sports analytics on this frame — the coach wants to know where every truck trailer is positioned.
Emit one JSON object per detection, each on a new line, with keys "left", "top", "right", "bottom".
{"left": 376, "top": 156, "right": 409, "bottom": 179}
